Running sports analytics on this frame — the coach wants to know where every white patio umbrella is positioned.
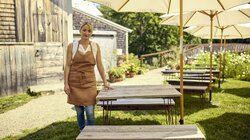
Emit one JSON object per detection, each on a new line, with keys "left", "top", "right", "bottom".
{"left": 161, "top": 9, "right": 250, "bottom": 102}
{"left": 184, "top": 24, "right": 250, "bottom": 89}
{"left": 88, "top": 0, "right": 250, "bottom": 124}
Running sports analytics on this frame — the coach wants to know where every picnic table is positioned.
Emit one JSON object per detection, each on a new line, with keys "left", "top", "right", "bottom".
{"left": 76, "top": 125, "right": 205, "bottom": 140}
{"left": 96, "top": 85, "right": 181, "bottom": 125}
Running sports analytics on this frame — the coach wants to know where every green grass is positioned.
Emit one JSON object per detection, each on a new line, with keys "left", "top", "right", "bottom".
{"left": 2, "top": 79, "right": 250, "bottom": 140}
{"left": 0, "top": 93, "right": 39, "bottom": 114}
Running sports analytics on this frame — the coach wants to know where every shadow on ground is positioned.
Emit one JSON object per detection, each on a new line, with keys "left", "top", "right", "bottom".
{"left": 198, "top": 112, "right": 250, "bottom": 140}
{"left": 222, "top": 88, "right": 250, "bottom": 98}
{"left": 9, "top": 116, "right": 160, "bottom": 140}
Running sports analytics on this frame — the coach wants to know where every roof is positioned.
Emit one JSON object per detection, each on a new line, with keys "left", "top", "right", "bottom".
{"left": 73, "top": 8, "right": 132, "bottom": 32}
{"left": 72, "top": 0, "right": 103, "bottom": 16}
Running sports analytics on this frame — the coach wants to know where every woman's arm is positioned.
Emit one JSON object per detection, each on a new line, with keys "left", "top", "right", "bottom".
{"left": 64, "top": 43, "right": 73, "bottom": 94}
{"left": 96, "top": 43, "right": 112, "bottom": 90}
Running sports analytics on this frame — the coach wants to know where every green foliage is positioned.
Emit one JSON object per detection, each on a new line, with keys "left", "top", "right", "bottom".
{"left": 120, "top": 53, "right": 141, "bottom": 74}
{"left": 0, "top": 93, "right": 39, "bottom": 114}
{"left": 108, "top": 67, "right": 125, "bottom": 78}
{"left": 99, "top": 6, "right": 201, "bottom": 55}
{"left": 224, "top": 52, "right": 250, "bottom": 81}
{"left": 192, "top": 51, "right": 219, "bottom": 68}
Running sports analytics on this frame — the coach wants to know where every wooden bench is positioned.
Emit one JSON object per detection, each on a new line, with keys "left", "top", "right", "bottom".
{"left": 166, "top": 79, "right": 210, "bottom": 86}
{"left": 76, "top": 125, "right": 206, "bottom": 140}
{"left": 170, "top": 85, "right": 208, "bottom": 107}
{"left": 183, "top": 76, "right": 217, "bottom": 82}
{"left": 97, "top": 98, "right": 175, "bottom": 110}
{"left": 97, "top": 98, "right": 176, "bottom": 125}
{"left": 183, "top": 73, "right": 211, "bottom": 77}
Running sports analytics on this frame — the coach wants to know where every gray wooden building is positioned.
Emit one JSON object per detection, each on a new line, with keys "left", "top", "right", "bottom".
{"left": 0, "top": 0, "right": 73, "bottom": 96}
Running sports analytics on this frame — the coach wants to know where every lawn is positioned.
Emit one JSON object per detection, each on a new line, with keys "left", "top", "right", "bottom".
{"left": 2, "top": 79, "right": 250, "bottom": 140}
{"left": 0, "top": 93, "right": 39, "bottom": 114}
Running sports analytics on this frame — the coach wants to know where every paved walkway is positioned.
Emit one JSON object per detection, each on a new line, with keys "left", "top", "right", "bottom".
{"left": 0, "top": 66, "right": 167, "bottom": 139}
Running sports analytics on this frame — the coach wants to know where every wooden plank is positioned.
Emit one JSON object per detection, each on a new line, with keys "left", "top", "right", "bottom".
{"left": 14, "top": 0, "right": 23, "bottom": 41}
{"left": 76, "top": 125, "right": 205, "bottom": 140}
{"left": 171, "top": 85, "right": 207, "bottom": 94}
{"left": 0, "top": 30, "right": 16, "bottom": 35}
{"left": 97, "top": 98, "right": 175, "bottom": 110}
{"left": 0, "top": 8, "right": 15, "bottom": 13}
{"left": 0, "top": 34, "right": 16, "bottom": 38}
{"left": 10, "top": 45, "right": 17, "bottom": 94}
{"left": 23, "top": 0, "right": 31, "bottom": 42}
{"left": 15, "top": 45, "right": 22, "bottom": 92}
{"left": 167, "top": 79, "right": 210, "bottom": 86}
{"left": 0, "top": 21, "right": 15, "bottom": 26}
{"left": 0, "top": 25, "right": 15, "bottom": 30}
{"left": 0, "top": 46, "right": 3, "bottom": 95}
{"left": 97, "top": 85, "right": 181, "bottom": 100}
{"left": 4, "top": 46, "right": 11, "bottom": 95}
{"left": 0, "top": 0, "right": 14, "bottom": 4}
{"left": 29, "top": 0, "right": 35, "bottom": 42}
{"left": 44, "top": 0, "right": 52, "bottom": 42}
{"left": 97, "top": 98, "right": 175, "bottom": 106}
{"left": 0, "top": 3, "right": 14, "bottom": 9}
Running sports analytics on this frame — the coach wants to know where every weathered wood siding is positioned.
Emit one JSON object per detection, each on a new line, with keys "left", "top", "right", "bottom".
{"left": 35, "top": 42, "right": 64, "bottom": 85}
{"left": 14, "top": 0, "right": 68, "bottom": 43}
{"left": 0, "top": 0, "right": 71, "bottom": 96}
{"left": 0, "top": 0, "right": 69, "bottom": 43}
{"left": 0, "top": 43, "right": 36, "bottom": 96}
{"left": 0, "top": 0, "right": 16, "bottom": 42}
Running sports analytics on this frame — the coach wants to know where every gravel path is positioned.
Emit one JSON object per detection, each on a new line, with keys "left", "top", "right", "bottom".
{"left": 0, "top": 66, "right": 167, "bottom": 139}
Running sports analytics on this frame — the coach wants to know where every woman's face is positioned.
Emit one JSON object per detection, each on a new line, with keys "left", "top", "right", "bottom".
{"left": 80, "top": 24, "right": 92, "bottom": 40}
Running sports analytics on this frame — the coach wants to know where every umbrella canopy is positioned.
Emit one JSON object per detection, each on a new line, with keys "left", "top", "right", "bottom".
{"left": 88, "top": 0, "right": 250, "bottom": 125}
{"left": 161, "top": 9, "right": 250, "bottom": 27}
{"left": 88, "top": 0, "right": 249, "bottom": 13}
{"left": 184, "top": 24, "right": 250, "bottom": 39}
{"left": 161, "top": 9, "right": 250, "bottom": 100}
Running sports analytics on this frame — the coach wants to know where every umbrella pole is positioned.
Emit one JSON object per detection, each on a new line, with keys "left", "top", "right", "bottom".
{"left": 179, "top": 0, "right": 184, "bottom": 125}
{"left": 209, "top": 13, "right": 214, "bottom": 102}
{"left": 222, "top": 36, "right": 227, "bottom": 82}
{"left": 218, "top": 28, "right": 224, "bottom": 89}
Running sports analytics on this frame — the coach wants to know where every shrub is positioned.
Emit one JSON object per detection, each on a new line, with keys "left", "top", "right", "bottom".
{"left": 224, "top": 52, "right": 250, "bottom": 81}
{"left": 108, "top": 67, "right": 125, "bottom": 78}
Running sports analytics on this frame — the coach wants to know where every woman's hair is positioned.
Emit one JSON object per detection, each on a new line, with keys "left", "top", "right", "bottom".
{"left": 79, "top": 22, "right": 93, "bottom": 33}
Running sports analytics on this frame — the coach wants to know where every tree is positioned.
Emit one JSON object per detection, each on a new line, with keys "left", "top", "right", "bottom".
{"left": 99, "top": 6, "right": 201, "bottom": 55}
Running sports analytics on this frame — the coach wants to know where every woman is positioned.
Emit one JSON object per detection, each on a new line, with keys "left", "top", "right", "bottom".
{"left": 64, "top": 22, "right": 111, "bottom": 130}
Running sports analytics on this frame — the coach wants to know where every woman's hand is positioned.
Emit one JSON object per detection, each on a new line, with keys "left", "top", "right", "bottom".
{"left": 64, "top": 84, "right": 70, "bottom": 95}
{"left": 103, "top": 82, "right": 113, "bottom": 90}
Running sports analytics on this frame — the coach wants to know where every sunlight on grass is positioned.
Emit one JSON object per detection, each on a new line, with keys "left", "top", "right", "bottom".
{"left": 0, "top": 93, "right": 39, "bottom": 114}
{"left": 2, "top": 79, "right": 250, "bottom": 140}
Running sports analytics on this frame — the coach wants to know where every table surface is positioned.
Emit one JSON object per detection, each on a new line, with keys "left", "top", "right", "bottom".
{"left": 97, "top": 84, "right": 181, "bottom": 100}
{"left": 76, "top": 125, "right": 206, "bottom": 140}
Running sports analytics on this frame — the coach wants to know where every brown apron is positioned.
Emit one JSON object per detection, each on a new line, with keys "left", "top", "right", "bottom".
{"left": 68, "top": 42, "right": 97, "bottom": 106}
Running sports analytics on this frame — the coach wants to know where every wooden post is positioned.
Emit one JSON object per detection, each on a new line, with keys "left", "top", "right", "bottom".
{"left": 179, "top": 0, "right": 184, "bottom": 125}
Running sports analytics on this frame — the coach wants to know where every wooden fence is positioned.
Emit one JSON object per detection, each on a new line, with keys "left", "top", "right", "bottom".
{"left": 184, "top": 43, "right": 250, "bottom": 60}
{"left": 140, "top": 50, "right": 174, "bottom": 67}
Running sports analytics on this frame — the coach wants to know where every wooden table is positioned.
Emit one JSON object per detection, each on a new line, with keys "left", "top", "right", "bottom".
{"left": 97, "top": 85, "right": 181, "bottom": 125}
{"left": 76, "top": 125, "right": 206, "bottom": 140}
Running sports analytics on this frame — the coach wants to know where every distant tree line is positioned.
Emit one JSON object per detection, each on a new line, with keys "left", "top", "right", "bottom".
{"left": 99, "top": 6, "right": 249, "bottom": 55}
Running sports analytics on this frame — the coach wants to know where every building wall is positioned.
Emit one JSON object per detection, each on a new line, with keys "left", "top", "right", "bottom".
{"left": 73, "top": 10, "right": 127, "bottom": 53}
{"left": 0, "top": 0, "right": 16, "bottom": 42}
{"left": 0, "top": 0, "right": 72, "bottom": 96}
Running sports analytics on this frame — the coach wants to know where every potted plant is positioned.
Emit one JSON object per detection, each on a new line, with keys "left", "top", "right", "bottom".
{"left": 125, "top": 63, "right": 139, "bottom": 78}
{"left": 108, "top": 67, "right": 125, "bottom": 83}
